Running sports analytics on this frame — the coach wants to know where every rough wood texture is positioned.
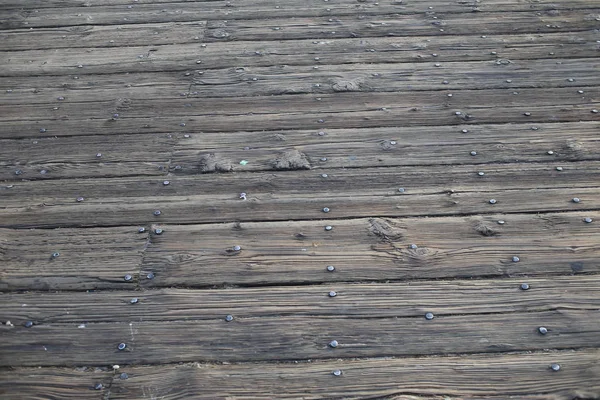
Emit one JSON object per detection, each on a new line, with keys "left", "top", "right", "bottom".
{"left": 2, "top": 275, "right": 600, "bottom": 323}
{"left": 1, "top": 0, "right": 600, "bottom": 397}
{"left": 107, "top": 350, "right": 600, "bottom": 399}
{"left": 2, "top": 309, "right": 599, "bottom": 366}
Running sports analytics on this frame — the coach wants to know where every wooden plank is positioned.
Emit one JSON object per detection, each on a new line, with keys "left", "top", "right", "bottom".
{"left": 2, "top": 1, "right": 598, "bottom": 29}
{"left": 138, "top": 211, "right": 600, "bottom": 287}
{"left": 0, "top": 133, "right": 172, "bottom": 180}
{"left": 3, "top": 211, "right": 597, "bottom": 290}
{"left": 2, "top": 275, "right": 600, "bottom": 323}
{"left": 1, "top": 159, "right": 599, "bottom": 227}
{"left": 2, "top": 0, "right": 596, "bottom": 13}
{"left": 0, "top": 227, "right": 147, "bottom": 291}
{"left": 3, "top": 350, "right": 598, "bottom": 399}
{"left": 0, "top": 27, "right": 596, "bottom": 62}
{"left": 1, "top": 88, "right": 599, "bottom": 138}
{"left": 3, "top": 87, "right": 597, "bottom": 121}
{"left": 1, "top": 309, "right": 599, "bottom": 366}
{"left": 0, "top": 368, "right": 111, "bottom": 399}
{"left": 106, "top": 350, "right": 600, "bottom": 399}
{"left": 199, "top": 11, "right": 600, "bottom": 42}
{"left": 2, "top": 121, "right": 600, "bottom": 180}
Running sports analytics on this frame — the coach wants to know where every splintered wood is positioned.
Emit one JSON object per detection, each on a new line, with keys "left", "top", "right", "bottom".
{"left": 0, "top": 0, "right": 599, "bottom": 398}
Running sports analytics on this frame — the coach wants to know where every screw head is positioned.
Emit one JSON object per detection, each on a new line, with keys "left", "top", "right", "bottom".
{"left": 325, "top": 225, "right": 333, "bottom": 231}
{"left": 556, "top": 166, "right": 563, "bottom": 171}
{"left": 489, "top": 199, "right": 497, "bottom": 204}
{"left": 332, "top": 370, "right": 342, "bottom": 376}
{"left": 512, "top": 256, "right": 520, "bottom": 263}
{"left": 523, "top": 112, "right": 531, "bottom": 116}
{"left": 478, "top": 171, "right": 485, "bottom": 176}
{"left": 118, "top": 343, "right": 127, "bottom": 351}
{"left": 409, "top": 244, "right": 418, "bottom": 249}
{"left": 15, "top": 169, "right": 22, "bottom": 175}
{"left": 233, "top": 245, "right": 242, "bottom": 251}
{"left": 146, "top": 272, "right": 155, "bottom": 280}
{"left": 326, "top": 265, "right": 335, "bottom": 272}
{"left": 497, "top": 220, "right": 505, "bottom": 225}
{"left": 153, "top": 210, "right": 161, "bottom": 216}
{"left": 538, "top": 326, "right": 548, "bottom": 335}
{"left": 329, "top": 340, "right": 338, "bottom": 348}
{"left": 322, "top": 207, "right": 330, "bottom": 213}
{"left": 154, "top": 228, "right": 163, "bottom": 235}
{"left": 124, "top": 274, "right": 133, "bottom": 282}
{"left": 120, "top": 373, "right": 129, "bottom": 380}
{"left": 130, "top": 298, "right": 139, "bottom": 304}
{"left": 24, "top": 321, "right": 34, "bottom": 328}
{"left": 572, "top": 197, "right": 580, "bottom": 203}
{"left": 52, "top": 252, "right": 60, "bottom": 258}
{"left": 96, "top": 153, "right": 102, "bottom": 158}
{"left": 425, "top": 312, "right": 434, "bottom": 320}
{"left": 398, "top": 187, "right": 405, "bottom": 193}
{"left": 225, "top": 315, "right": 234, "bottom": 322}
{"left": 520, "top": 283, "right": 530, "bottom": 290}
{"left": 547, "top": 150, "right": 554, "bottom": 155}
{"left": 321, "top": 173, "right": 328, "bottom": 178}
{"left": 550, "top": 363, "right": 560, "bottom": 371}
{"left": 584, "top": 217, "right": 593, "bottom": 224}
{"left": 470, "top": 151, "right": 477, "bottom": 156}
{"left": 329, "top": 291, "right": 337, "bottom": 297}
{"left": 94, "top": 383, "right": 103, "bottom": 390}
{"left": 76, "top": 197, "right": 84, "bottom": 202}
{"left": 163, "top": 180, "right": 170, "bottom": 186}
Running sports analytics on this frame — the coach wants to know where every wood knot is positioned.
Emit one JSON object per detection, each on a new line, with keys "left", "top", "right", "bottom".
{"left": 475, "top": 223, "right": 498, "bottom": 237}
{"left": 198, "top": 153, "right": 233, "bottom": 173}
{"left": 368, "top": 218, "right": 404, "bottom": 242}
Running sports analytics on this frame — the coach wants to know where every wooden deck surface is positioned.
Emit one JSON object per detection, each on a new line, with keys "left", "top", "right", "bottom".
{"left": 1, "top": 0, "right": 600, "bottom": 398}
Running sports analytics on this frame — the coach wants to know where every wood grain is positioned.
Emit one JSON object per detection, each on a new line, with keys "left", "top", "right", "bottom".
{"left": 0, "top": 367, "right": 111, "bottom": 400}
{"left": 0, "top": 226, "right": 147, "bottom": 291}
{"left": 2, "top": 275, "right": 600, "bottom": 323}
{"left": 1, "top": 161, "right": 599, "bottom": 227}
{"left": 2, "top": 309, "right": 599, "bottom": 366}
{"left": 107, "top": 350, "right": 600, "bottom": 399}
{"left": 1, "top": 212, "right": 598, "bottom": 290}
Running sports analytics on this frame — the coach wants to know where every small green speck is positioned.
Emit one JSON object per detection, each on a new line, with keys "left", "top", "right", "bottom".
{"left": 239, "top": 160, "right": 248, "bottom": 166}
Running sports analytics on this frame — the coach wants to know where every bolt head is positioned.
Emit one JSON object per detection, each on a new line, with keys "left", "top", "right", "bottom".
{"left": 556, "top": 166, "right": 563, "bottom": 171}
{"left": 538, "top": 326, "right": 548, "bottom": 335}
{"left": 76, "top": 197, "right": 84, "bottom": 202}
{"left": 398, "top": 187, "right": 405, "bottom": 193}
{"left": 332, "top": 370, "right": 342, "bottom": 376}
{"left": 146, "top": 272, "right": 155, "bottom": 280}
{"left": 329, "top": 340, "right": 338, "bottom": 348}
{"left": 409, "top": 244, "right": 418, "bottom": 249}
{"left": 497, "top": 220, "right": 505, "bottom": 225}
{"left": 163, "top": 180, "right": 170, "bottom": 186}
{"left": 52, "top": 252, "right": 60, "bottom": 258}
{"left": 321, "top": 173, "right": 328, "bottom": 178}
{"left": 425, "top": 312, "right": 434, "bottom": 320}
{"left": 118, "top": 343, "right": 127, "bottom": 351}
{"left": 130, "top": 298, "right": 139, "bottom": 304}
{"left": 489, "top": 199, "right": 497, "bottom": 204}
{"left": 24, "top": 321, "right": 34, "bottom": 328}
{"left": 584, "top": 217, "right": 593, "bottom": 224}
{"left": 329, "top": 291, "right": 337, "bottom": 297}
{"left": 153, "top": 210, "right": 161, "bottom": 216}
{"left": 154, "top": 228, "right": 163, "bottom": 235}
{"left": 326, "top": 265, "right": 335, "bottom": 272}
{"left": 550, "top": 363, "right": 560, "bottom": 371}
{"left": 322, "top": 207, "right": 330, "bottom": 213}
{"left": 124, "top": 274, "right": 133, "bottom": 282}
{"left": 572, "top": 198, "right": 580, "bottom": 203}
{"left": 325, "top": 225, "right": 333, "bottom": 231}
{"left": 478, "top": 172, "right": 485, "bottom": 176}
{"left": 523, "top": 112, "right": 531, "bottom": 116}
{"left": 120, "top": 373, "right": 129, "bottom": 380}
{"left": 547, "top": 150, "right": 554, "bottom": 155}
{"left": 512, "top": 256, "right": 520, "bottom": 263}
{"left": 520, "top": 283, "right": 530, "bottom": 291}
{"left": 225, "top": 315, "right": 234, "bottom": 322}
{"left": 470, "top": 151, "right": 477, "bottom": 156}
{"left": 233, "top": 245, "right": 242, "bottom": 251}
